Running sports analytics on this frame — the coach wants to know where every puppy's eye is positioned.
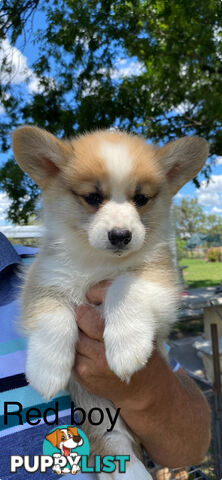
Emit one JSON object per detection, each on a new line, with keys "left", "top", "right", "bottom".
{"left": 83, "top": 193, "right": 103, "bottom": 207}
{"left": 61, "top": 436, "right": 65, "bottom": 441}
{"left": 133, "top": 194, "right": 150, "bottom": 207}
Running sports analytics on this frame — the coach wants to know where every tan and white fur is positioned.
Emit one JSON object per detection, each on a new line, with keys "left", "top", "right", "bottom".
{"left": 12, "top": 127, "right": 208, "bottom": 479}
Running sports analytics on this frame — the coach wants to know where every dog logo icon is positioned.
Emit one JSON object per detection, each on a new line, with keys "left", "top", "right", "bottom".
{"left": 44, "top": 426, "right": 89, "bottom": 475}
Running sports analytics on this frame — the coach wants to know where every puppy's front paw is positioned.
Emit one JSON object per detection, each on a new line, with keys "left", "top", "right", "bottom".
{"left": 25, "top": 306, "right": 78, "bottom": 400}
{"left": 104, "top": 274, "right": 157, "bottom": 382}
{"left": 26, "top": 357, "right": 72, "bottom": 401}
{"left": 104, "top": 321, "right": 154, "bottom": 383}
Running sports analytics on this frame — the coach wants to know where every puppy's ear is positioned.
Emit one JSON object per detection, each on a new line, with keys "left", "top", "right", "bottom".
{"left": 12, "top": 126, "right": 73, "bottom": 188}
{"left": 156, "top": 136, "right": 209, "bottom": 196}
{"left": 45, "top": 429, "right": 60, "bottom": 447}
{"left": 67, "top": 426, "right": 79, "bottom": 437}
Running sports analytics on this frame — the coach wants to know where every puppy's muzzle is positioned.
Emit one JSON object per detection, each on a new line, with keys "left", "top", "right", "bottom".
{"left": 108, "top": 228, "right": 132, "bottom": 248}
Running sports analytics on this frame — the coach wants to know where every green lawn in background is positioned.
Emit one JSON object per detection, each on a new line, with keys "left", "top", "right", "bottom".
{"left": 179, "top": 258, "right": 222, "bottom": 288}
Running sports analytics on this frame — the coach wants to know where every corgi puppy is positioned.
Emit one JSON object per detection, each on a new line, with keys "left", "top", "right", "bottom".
{"left": 12, "top": 127, "right": 208, "bottom": 479}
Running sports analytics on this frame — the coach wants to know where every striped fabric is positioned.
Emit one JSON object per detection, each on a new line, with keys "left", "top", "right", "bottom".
{"left": 0, "top": 235, "right": 96, "bottom": 479}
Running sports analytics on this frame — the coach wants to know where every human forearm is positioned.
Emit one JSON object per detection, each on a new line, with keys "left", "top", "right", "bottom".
{"left": 74, "top": 284, "right": 211, "bottom": 468}
{"left": 117, "top": 350, "right": 211, "bottom": 468}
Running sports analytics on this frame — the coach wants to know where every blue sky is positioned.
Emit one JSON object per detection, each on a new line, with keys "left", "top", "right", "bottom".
{"left": 0, "top": 6, "right": 222, "bottom": 225}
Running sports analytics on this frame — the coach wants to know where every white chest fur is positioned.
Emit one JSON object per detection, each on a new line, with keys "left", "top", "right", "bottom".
{"left": 35, "top": 233, "right": 151, "bottom": 305}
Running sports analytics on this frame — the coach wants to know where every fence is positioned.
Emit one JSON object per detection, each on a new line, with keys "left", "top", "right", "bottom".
{"left": 0, "top": 225, "right": 44, "bottom": 238}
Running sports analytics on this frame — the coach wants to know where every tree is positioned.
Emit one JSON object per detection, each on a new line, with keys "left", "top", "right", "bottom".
{"left": 0, "top": 0, "right": 222, "bottom": 222}
{"left": 173, "top": 198, "right": 206, "bottom": 239}
{"left": 204, "top": 214, "right": 222, "bottom": 236}
{"left": 173, "top": 198, "right": 222, "bottom": 238}
{"left": 0, "top": 1, "right": 39, "bottom": 44}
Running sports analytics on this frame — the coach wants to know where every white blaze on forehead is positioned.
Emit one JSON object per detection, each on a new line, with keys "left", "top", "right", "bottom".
{"left": 100, "top": 140, "right": 132, "bottom": 187}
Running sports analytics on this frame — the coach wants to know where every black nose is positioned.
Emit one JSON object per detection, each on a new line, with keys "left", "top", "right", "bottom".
{"left": 108, "top": 228, "right": 132, "bottom": 247}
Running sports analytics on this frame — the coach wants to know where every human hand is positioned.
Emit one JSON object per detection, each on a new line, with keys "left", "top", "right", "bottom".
{"left": 73, "top": 281, "right": 157, "bottom": 409}
{"left": 73, "top": 283, "right": 211, "bottom": 468}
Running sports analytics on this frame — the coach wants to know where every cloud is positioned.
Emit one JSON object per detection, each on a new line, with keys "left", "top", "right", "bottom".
{"left": 174, "top": 192, "right": 184, "bottom": 200}
{"left": 175, "top": 175, "right": 222, "bottom": 215}
{"left": 80, "top": 78, "right": 101, "bottom": 97}
{"left": 211, "top": 206, "right": 222, "bottom": 214}
{"left": 0, "top": 92, "right": 11, "bottom": 115}
{"left": 80, "top": 58, "right": 145, "bottom": 97}
{"left": 216, "top": 156, "right": 222, "bottom": 166}
{"left": 111, "top": 58, "right": 145, "bottom": 79}
{"left": 197, "top": 191, "right": 220, "bottom": 206}
{"left": 171, "top": 100, "right": 195, "bottom": 115}
{"left": 27, "top": 74, "right": 56, "bottom": 94}
{"left": 27, "top": 75, "right": 45, "bottom": 94}
{"left": 0, "top": 37, "right": 53, "bottom": 100}
{"left": 0, "top": 192, "right": 11, "bottom": 224}
{"left": 174, "top": 192, "right": 191, "bottom": 200}
{"left": 196, "top": 174, "right": 222, "bottom": 207}
{"left": 0, "top": 37, "right": 31, "bottom": 85}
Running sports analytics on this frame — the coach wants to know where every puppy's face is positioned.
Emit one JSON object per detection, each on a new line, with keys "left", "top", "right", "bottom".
{"left": 63, "top": 132, "right": 164, "bottom": 256}
{"left": 12, "top": 128, "right": 208, "bottom": 257}
{"left": 46, "top": 426, "right": 83, "bottom": 454}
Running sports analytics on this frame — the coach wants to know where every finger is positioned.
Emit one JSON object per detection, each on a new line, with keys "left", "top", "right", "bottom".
{"left": 73, "top": 352, "right": 91, "bottom": 380}
{"left": 74, "top": 352, "right": 106, "bottom": 382}
{"left": 86, "top": 280, "right": 111, "bottom": 305}
{"left": 76, "top": 305, "right": 104, "bottom": 341}
{"left": 76, "top": 330, "right": 106, "bottom": 361}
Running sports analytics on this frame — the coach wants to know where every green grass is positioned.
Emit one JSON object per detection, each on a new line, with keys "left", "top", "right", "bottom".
{"left": 179, "top": 258, "right": 222, "bottom": 288}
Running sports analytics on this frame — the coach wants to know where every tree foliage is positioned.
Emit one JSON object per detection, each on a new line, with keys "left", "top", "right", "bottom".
{"left": 173, "top": 198, "right": 222, "bottom": 238}
{"left": 0, "top": 1, "right": 39, "bottom": 44}
{"left": 0, "top": 0, "right": 222, "bottom": 222}
{"left": 174, "top": 198, "right": 206, "bottom": 238}
{"left": 0, "top": 158, "right": 39, "bottom": 224}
